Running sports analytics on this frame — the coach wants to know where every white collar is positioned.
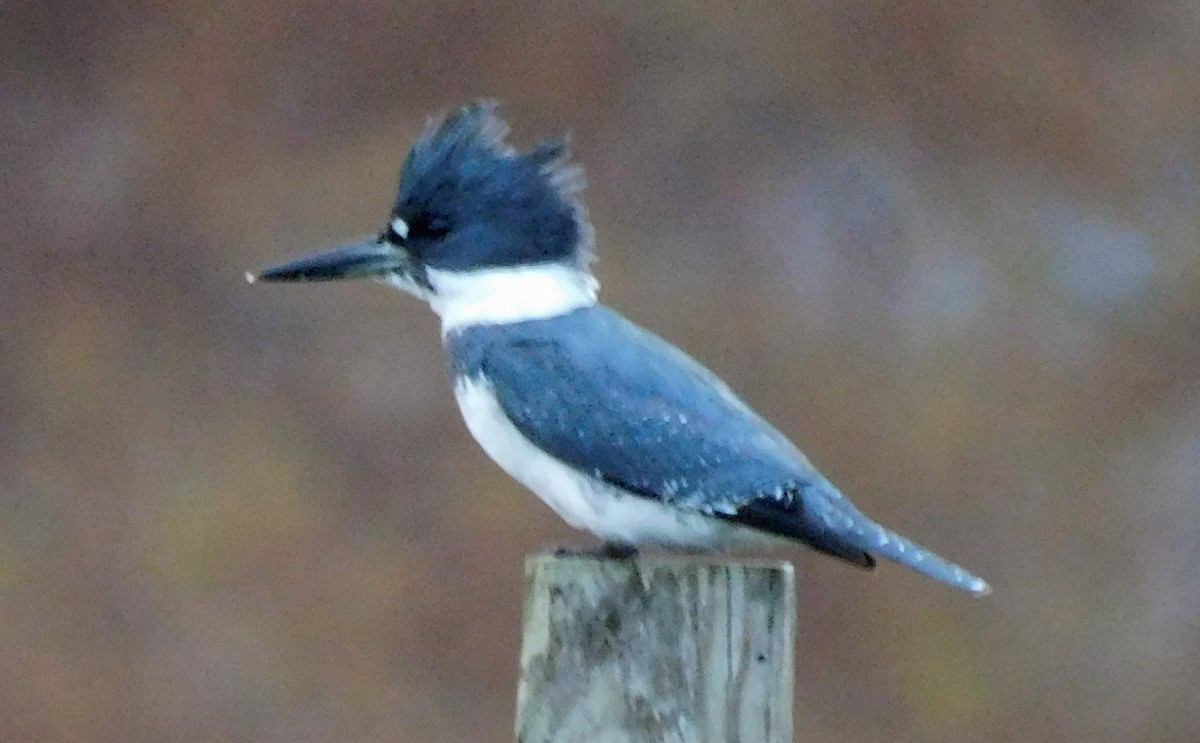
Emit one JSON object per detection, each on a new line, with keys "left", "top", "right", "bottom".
{"left": 410, "top": 263, "right": 598, "bottom": 333}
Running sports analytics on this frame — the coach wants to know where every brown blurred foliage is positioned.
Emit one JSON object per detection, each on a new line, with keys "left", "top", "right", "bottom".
{"left": 3, "top": 1, "right": 1199, "bottom": 741}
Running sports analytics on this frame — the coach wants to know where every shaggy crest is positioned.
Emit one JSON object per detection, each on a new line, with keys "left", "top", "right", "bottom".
{"left": 391, "top": 101, "right": 594, "bottom": 270}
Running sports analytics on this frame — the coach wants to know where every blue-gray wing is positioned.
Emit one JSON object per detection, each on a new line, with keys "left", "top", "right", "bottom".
{"left": 447, "top": 308, "right": 999, "bottom": 594}
{"left": 445, "top": 308, "right": 863, "bottom": 548}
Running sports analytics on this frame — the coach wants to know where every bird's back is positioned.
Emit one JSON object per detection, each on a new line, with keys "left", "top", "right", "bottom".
{"left": 445, "top": 305, "right": 990, "bottom": 596}
{"left": 445, "top": 304, "right": 828, "bottom": 516}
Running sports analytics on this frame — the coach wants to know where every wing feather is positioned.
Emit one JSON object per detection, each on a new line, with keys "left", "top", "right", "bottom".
{"left": 453, "top": 308, "right": 825, "bottom": 515}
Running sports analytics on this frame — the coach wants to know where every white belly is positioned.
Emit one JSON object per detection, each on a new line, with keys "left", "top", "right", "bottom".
{"left": 453, "top": 375, "right": 761, "bottom": 549}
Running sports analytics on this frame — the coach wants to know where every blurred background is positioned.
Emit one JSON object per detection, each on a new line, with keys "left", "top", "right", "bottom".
{"left": 3, "top": 1, "right": 1199, "bottom": 741}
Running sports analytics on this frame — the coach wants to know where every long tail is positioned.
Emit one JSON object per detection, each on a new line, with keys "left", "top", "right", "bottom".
{"left": 734, "top": 493, "right": 991, "bottom": 595}
{"left": 812, "top": 496, "right": 992, "bottom": 596}
{"left": 861, "top": 520, "right": 991, "bottom": 596}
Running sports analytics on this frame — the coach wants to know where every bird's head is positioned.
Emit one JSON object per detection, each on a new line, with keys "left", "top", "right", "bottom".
{"left": 249, "top": 101, "right": 597, "bottom": 330}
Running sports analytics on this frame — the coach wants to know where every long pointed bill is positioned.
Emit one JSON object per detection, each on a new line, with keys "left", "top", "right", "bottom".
{"left": 247, "top": 238, "right": 404, "bottom": 283}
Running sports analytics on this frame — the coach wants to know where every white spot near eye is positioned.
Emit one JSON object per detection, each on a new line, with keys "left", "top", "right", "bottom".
{"left": 390, "top": 217, "right": 409, "bottom": 239}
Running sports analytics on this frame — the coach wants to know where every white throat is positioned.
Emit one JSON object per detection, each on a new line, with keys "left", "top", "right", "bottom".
{"left": 418, "top": 263, "right": 598, "bottom": 332}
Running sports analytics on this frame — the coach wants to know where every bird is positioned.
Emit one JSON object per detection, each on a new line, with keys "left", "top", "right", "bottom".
{"left": 249, "top": 101, "right": 990, "bottom": 596}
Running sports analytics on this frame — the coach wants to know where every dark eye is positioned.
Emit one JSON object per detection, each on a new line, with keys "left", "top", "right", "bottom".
{"left": 387, "top": 212, "right": 451, "bottom": 243}
{"left": 409, "top": 213, "right": 451, "bottom": 240}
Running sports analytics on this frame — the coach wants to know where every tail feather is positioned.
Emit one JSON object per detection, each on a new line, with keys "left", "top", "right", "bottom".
{"left": 731, "top": 490, "right": 991, "bottom": 596}
{"left": 864, "top": 523, "right": 991, "bottom": 596}
{"left": 810, "top": 496, "right": 992, "bottom": 596}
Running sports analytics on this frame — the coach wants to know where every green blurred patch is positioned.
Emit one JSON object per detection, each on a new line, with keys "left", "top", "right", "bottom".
{"left": 896, "top": 605, "right": 991, "bottom": 733}
{"left": 143, "top": 410, "right": 334, "bottom": 594}
{"left": 0, "top": 534, "right": 26, "bottom": 591}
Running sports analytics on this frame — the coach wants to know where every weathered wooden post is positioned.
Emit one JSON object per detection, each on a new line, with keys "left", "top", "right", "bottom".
{"left": 514, "top": 551, "right": 796, "bottom": 743}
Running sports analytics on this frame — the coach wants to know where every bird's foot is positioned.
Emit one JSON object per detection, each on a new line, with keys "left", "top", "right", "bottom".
{"left": 548, "top": 542, "right": 639, "bottom": 560}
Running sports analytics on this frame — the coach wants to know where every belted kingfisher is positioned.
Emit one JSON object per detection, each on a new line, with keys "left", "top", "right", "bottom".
{"left": 250, "top": 102, "right": 990, "bottom": 596}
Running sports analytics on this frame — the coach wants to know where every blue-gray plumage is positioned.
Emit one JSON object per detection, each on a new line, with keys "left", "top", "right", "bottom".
{"left": 447, "top": 305, "right": 987, "bottom": 593}
{"left": 251, "top": 101, "right": 991, "bottom": 596}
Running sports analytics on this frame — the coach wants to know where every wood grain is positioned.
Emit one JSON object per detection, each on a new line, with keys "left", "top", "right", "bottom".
{"left": 515, "top": 551, "right": 796, "bottom": 743}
